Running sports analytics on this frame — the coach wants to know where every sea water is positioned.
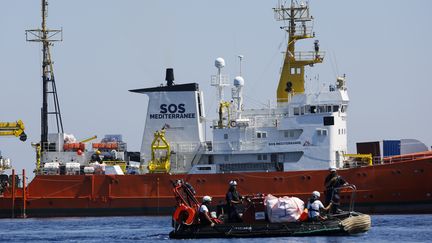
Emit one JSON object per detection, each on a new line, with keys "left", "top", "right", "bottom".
{"left": 0, "top": 215, "right": 431, "bottom": 242}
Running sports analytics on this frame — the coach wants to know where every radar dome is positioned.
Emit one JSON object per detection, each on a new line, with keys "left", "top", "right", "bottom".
{"left": 215, "top": 57, "right": 225, "bottom": 69}
{"left": 233, "top": 76, "right": 244, "bottom": 87}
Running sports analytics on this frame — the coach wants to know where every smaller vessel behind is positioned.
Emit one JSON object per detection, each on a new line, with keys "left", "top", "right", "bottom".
{"left": 169, "top": 180, "right": 371, "bottom": 239}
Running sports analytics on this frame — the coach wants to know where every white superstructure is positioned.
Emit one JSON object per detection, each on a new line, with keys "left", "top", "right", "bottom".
{"left": 132, "top": 65, "right": 349, "bottom": 174}
{"left": 132, "top": 1, "right": 350, "bottom": 174}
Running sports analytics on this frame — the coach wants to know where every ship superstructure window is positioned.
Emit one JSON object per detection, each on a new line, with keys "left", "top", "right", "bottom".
{"left": 333, "top": 105, "right": 339, "bottom": 112}
{"left": 283, "top": 151, "right": 304, "bottom": 162}
{"left": 198, "top": 166, "right": 212, "bottom": 171}
{"left": 308, "top": 105, "right": 334, "bottom": 114}
{"left": 283, "top": 129, "right": 303, "bottom": 139}
{"left": 224, "top": 155, "right": 229, "bottom": 161}
{"left": 224, "top": 134, "right": 228, "bottom": 139}
{"left": 323, "top": 116, "right": 334, "bottom": 126}
{"left": 294, "top": 107, "right": 300, "bottom": 115}
{"left": 257, "top": 132, "right": 267, "bottom": 139}
{"left": 258, "top": 154, "right": 268, "bottom": 161}
{"left": 341, "top": 105, "right": 347, "bottom": 113}
{"left": 310, "top": 106, "right": 316, "bottom": 113}
{"left": 290, "top": 68, "right": 301, "bottom": 74}
{"left": 317, "top": 129, "right": 328, "bottom": 136}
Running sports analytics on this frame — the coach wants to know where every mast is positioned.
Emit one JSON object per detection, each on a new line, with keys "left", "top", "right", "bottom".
{"left": 26, "top": 0, "right": 64, "bottom": 151}
{"left": 273, "top": 0, "right": 324, "bottom": 105}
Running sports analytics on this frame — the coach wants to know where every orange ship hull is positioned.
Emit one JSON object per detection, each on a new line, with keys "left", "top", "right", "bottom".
{"left": 1, "top": 154, "right": 431, "bottom": 218}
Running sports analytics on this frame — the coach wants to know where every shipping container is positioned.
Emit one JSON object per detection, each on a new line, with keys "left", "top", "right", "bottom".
{"left": 383, "top": 140, "right": 401, "bottom": 157}
{"left": 356, "top": 141, "right": 381, "bottom": 158}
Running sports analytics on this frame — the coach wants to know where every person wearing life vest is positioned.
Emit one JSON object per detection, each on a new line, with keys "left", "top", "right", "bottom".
{"left": 225, "top": 180, "right": 243, "bottom": 222}
{"left": 199, "top": 196, "right": 215, "bottom": 227}
{"left": 324, "top": 167, "right": 348, "bottom": 213}
{"left": 307, "top": 191, "right": 332, "bottom": 221}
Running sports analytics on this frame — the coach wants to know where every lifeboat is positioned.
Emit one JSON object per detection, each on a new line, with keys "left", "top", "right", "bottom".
{"left": 169, "top": 180, "right": 371, "bottom": 239}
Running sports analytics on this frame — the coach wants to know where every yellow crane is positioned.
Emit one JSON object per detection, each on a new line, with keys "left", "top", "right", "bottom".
{"left": 0, "top": 120, "right": 27, "bottom": 172}
{"left": 0, "top": 120, "right": 27, "bottom": 142}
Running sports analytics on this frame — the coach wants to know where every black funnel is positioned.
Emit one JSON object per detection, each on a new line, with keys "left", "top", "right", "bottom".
{"left": 165, "top": 68, "right": 174, "bottom": 86}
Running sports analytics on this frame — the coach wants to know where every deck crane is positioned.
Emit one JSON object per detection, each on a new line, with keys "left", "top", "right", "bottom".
{"left": 0, "top": 120, "right": 27, "bottom": 142}
{"left": 0, "top": 120, "right": 27, "bottom": 172}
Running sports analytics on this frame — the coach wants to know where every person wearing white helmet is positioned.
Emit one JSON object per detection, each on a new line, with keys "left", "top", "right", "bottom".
{"left": 307, "top": 191, "right": 332, "bottom": 221}
{"left": 199, "top": 196, "right": 215, "bottom": 227}
{"left": 324, "top": 167, "right": 348, "bottom": 213}
{"left": 225, "top": 180, "right": 243, "bottom": 222}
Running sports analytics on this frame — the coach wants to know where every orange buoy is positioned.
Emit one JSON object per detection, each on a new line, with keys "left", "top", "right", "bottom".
{"left": 173, "top": 204, "right": 196, "bottom": 225}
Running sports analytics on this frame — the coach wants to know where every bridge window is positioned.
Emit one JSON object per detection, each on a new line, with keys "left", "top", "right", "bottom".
{"left": 341, "top": 105, "right": 347, "bottom": 113}
{"left": 310, "top": 106, "right": 316, "bottom": 113}
{"left": 257, "top": 132, "right": 267, "bottom": 139}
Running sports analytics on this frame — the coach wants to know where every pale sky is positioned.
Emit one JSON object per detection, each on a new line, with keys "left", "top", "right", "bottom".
{"left": 1, "top": 0, "right": 431, "bottom": 178}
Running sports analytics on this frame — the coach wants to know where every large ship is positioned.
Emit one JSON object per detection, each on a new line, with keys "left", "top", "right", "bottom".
{"left": 1, "top": 0, "right": 431, "bottom": 218}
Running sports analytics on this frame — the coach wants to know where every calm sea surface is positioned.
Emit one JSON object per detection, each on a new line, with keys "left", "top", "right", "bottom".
{"left": 0, "top": 215, "right": 431, "bottom": 242}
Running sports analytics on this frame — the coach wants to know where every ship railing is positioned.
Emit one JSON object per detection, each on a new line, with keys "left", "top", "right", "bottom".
{"left": 282, "top": 51, "right": 325, "bottom": 62}
{"left": 281, "top": 25, "right": 314, "bottom": 38}
{"left": 334, "top": 184, "right": 357, "bottom": 213}
{"left": 212, "top": 140, "right": 266, "bottom": 152}
{"left": 219, "top": 162, "right": 276, "bottom": 173}
{"left": 381, "top": 151, "right": 432, "bottom": 164}
{"left": 372, "top": 156, "right": 382, "bottom": 165}
{"left": 253, "top": 116, "right": 278, "bottom": 127}
{"left": 210, "top": 74, "right": 230, "bottom": 86}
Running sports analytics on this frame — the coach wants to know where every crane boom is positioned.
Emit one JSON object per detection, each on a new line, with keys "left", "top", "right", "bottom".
{"left": 0, "top": 120, "right": 27, "bottom": 141}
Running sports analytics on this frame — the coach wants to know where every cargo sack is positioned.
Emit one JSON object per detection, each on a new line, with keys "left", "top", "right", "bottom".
{"left": 265, "top": 194, "right": 304, "bottom": 223}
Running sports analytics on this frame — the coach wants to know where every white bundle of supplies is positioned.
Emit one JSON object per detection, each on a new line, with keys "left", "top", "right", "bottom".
{"left": 43, "top": 162, "right": 60, "bottom": 175}
{"left": 90, "top": 162, "right": 106, "bottom": 175}
{"left": 63, "top": 133, "right": 77, "bottom": 144}
{"left": 65, "top": 162, "right": 81, "bottom": 175}
{"left": 265, "top": 194, "right": 304, "bottom": 223}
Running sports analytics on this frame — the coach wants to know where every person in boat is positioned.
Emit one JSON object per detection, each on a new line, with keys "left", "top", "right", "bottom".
{"left": 307, "top": 191, "right": 332, "bottom": 221}
{"left": 199, "top": 196, "right": 216, "bottom": 227}
{"left": 226, "top": 180, "right": 243, "bottom": 223}
{"left": 324, "top": 167, "right": 348, "bottom": 213}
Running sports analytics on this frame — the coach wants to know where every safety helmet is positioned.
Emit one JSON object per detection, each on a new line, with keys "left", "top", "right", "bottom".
{"left": 329, "top": 167, "right": 337, "bottom": 172}
{"left": 229, "top": 180, "right": 237, "bottom": 186}
{"left": 312, "top": 191, "right": 320, "bottom": 198}
{"left": 202, "top": 195, "right": 212, "bottom": 203}
{"left": 96, "top": 150, "right": 101, "bottom": 155}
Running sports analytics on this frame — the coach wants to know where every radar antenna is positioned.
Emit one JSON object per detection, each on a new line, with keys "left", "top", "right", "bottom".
{"left": 26, "top": 0, "right": 64, "bottom": 151}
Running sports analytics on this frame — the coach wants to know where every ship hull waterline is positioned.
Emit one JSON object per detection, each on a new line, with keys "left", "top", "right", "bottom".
{"left": 1, "top": 157, "right": 431, "bottom": 218}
